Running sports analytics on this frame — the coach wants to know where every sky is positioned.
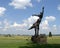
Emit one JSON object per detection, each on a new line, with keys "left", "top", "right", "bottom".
{"left": 0, "top": 0, "right": 60, "bottom": 35}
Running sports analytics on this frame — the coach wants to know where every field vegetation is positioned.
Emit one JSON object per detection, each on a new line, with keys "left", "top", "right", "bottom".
{"left": 0, "top": 36, "right": 60, "bottom": 48}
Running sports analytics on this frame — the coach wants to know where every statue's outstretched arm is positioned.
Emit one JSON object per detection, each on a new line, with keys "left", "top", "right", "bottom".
{"left": 32, "top": 14, "right": 39, "bottom": 16}
{"left": 42, "top": 6, "right": 44, "bottom": 13}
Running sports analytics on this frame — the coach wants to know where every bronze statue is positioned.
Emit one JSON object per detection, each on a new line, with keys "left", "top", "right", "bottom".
{"left": 28, "top": 7, "right": 44, "bottom": 37}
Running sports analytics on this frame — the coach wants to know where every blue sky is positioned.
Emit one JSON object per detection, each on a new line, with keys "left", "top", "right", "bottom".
{"left": 0, "top": 0, "right": 60, "bottom": 35}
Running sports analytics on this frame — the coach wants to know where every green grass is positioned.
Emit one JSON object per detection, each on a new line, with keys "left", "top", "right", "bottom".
{"left": 0, "top": 36, "right": 60, "bottom": 48}
{"left": 47, "top": 36, "right": 60, "bottom": 44}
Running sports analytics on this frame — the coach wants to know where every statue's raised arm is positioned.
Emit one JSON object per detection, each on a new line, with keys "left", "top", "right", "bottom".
{"left": 32, "top": 7, "right": 44, "bottom": 18}
{"left": 41, "top": 6, "right": 44, "bottom": 15}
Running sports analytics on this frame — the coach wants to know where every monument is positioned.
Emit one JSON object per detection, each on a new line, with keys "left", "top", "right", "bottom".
{"left": 28, "top": 7, "right": 47, "bottom": 43}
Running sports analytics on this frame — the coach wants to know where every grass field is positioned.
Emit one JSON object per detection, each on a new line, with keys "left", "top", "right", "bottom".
{"left": 0, "top": 36, "right": 60, "bottom": 48}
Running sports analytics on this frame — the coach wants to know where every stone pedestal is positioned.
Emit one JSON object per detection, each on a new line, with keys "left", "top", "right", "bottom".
{"left": 31, "top": 34, "right": 47, "bottom": 44}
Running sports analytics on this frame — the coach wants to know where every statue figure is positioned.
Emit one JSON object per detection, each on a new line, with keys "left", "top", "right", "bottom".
{"left": 28, "top": 7, "right": 44, "bottom": 37}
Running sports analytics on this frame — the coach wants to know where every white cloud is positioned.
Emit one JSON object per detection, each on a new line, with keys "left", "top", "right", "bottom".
{"left": 53, "top": 25, "right": 57, "bottom": 30}
{"left": 0, "top": 16, "right": 58, "bottom": 35}
{"left": 3, "top": 19, "right": 10, "bottom": 26}
{"left": 0, "top": 22, "right": 2, "bottom": 25}
{"left": 0, "top": 7, "right": 6, "bottom": 16}
{"left": 24, "top": 16, "right": 57, "bottom": 34}
{"left": 53, "top": 25, "right": 56, "bottom": 27}
{"left": 57, "top": 5, "right": 60, "bottom": 10}
{"left": 9, "top": 0, "right": 33, "bottom": 9}
{"left": 40, "top": 16, "right": 56, "bottom": 30}
{"left": 40, "top": 20, "right": 49, "bottom": 30}
{"left": 22, "top": 16, "right": 56, "bottom": 31}
{"left": 3, "top": 19, "right": 10, "bottom": 31}
{"left": 1, "top": 16, "right": 56, "bottom": 31}
{"left": 1, "top": 16, "right": 39, "bottom": 31}
{"left": 3, "top": 21, "right": 27, "bottom": 31}
{"left": 11, "top": 22, "right": 27, "bottom": 28}
{"left": 23, "top": 16, "right": 39, "bottom": 27}
{"left": 45, "top": 16, "right": 56, "bottom": 21}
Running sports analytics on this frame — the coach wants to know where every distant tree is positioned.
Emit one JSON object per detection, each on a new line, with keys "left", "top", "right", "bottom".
{"left": 49, "top": 32, "right": 52, "bottom": 37}
{"left": 8, "top": 34, "right": 11, "bottom": 37}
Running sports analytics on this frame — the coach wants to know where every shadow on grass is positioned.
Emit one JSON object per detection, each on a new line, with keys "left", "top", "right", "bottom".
{"left": 19, "top": 44, "right": 60, "bottom": 48}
